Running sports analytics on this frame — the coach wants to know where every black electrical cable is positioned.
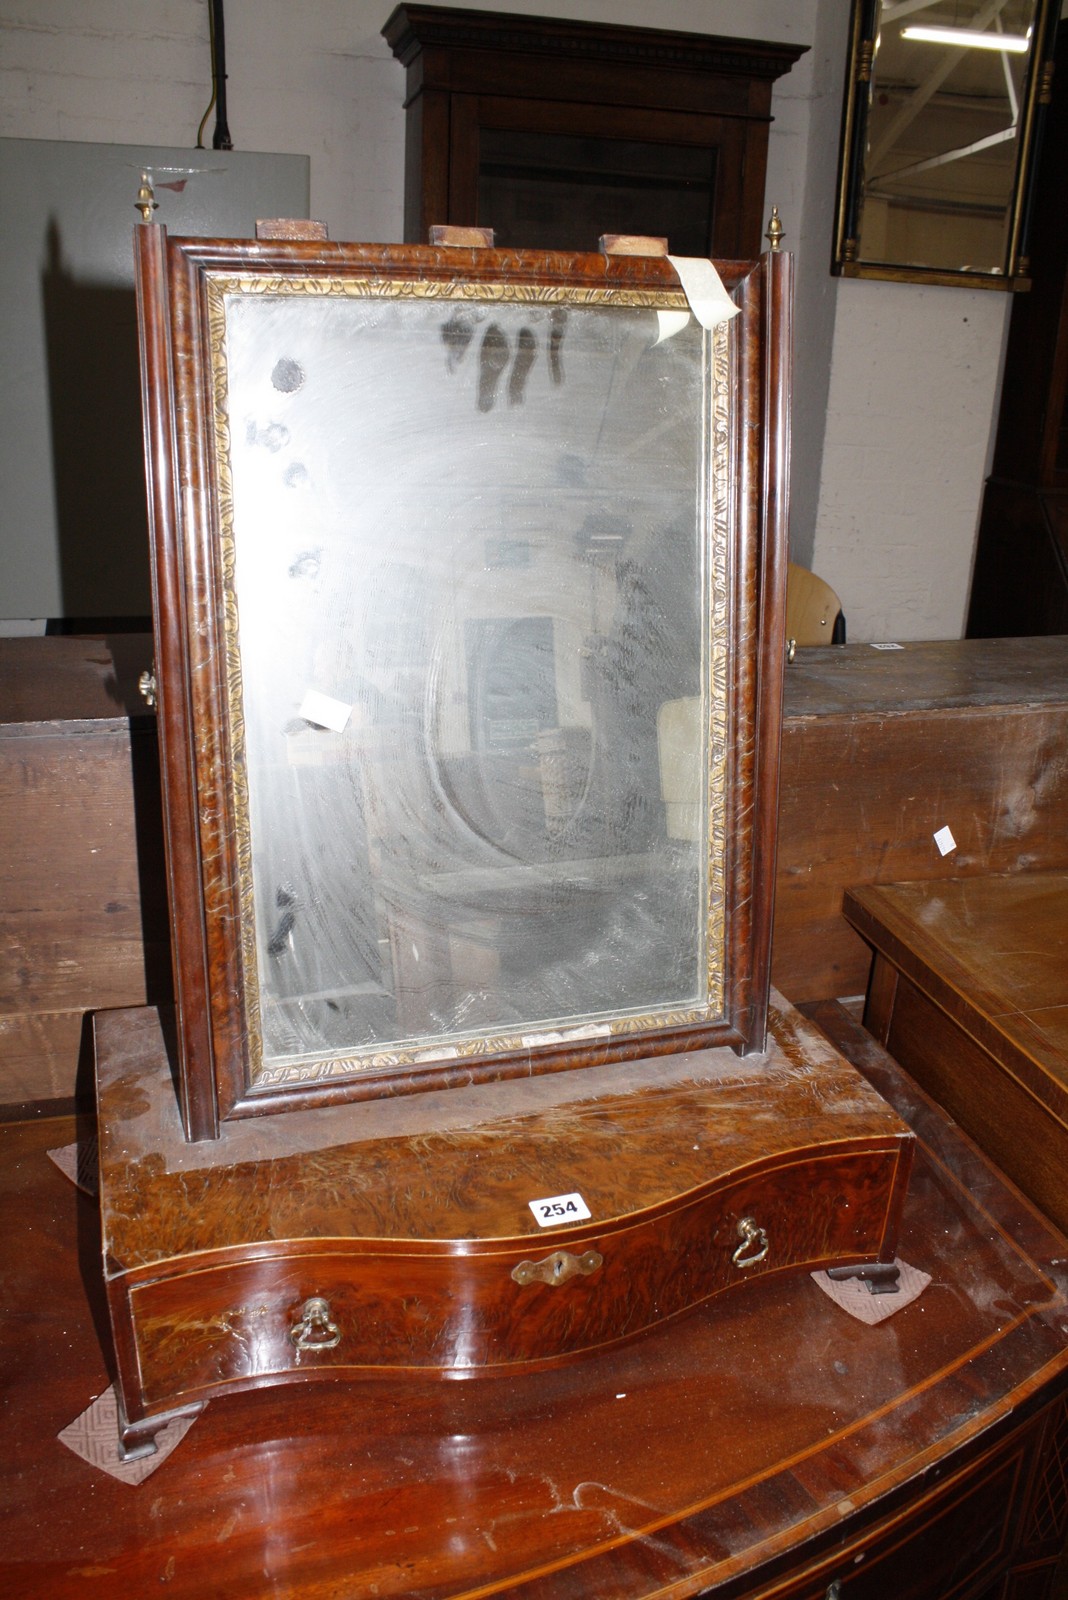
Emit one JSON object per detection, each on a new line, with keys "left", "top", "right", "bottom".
{"left": 194, "top": 0, "right": 215, "bottom": 149}
{"left": 211, "top": 0, "right": 233, "bottom": 150}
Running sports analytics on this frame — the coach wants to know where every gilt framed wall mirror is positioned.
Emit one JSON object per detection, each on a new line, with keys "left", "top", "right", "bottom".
{"left": 833, "top": 0, "right": 1060, "bottom": 287}
{"left": 136, "top": 230, "right": 789, "bottom": 1141}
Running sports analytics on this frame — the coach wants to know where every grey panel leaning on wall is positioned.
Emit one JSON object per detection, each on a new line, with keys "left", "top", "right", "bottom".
{"left": 0, "top": 140, "right": 310, "bottom": 625}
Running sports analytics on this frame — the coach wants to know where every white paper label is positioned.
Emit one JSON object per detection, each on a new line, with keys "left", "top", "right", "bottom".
{"left": 870, "top": 642, "right": 905, "bottom": 651}
{"left": 933, "top": 824, "right": 957, "bottom": 856}
{"left": 299, "top": 689, "right": 352, "bottom": 732}
{"left": 529, "top": 1191, "right": 592, "bottom": 1228}
{"left": 666, "top": 256, "right": 739, "bottom": 329}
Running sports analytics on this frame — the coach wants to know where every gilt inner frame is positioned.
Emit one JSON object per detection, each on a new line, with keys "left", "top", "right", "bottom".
{"left": 204, "top": 273, "right": 734, "bottom": 1094}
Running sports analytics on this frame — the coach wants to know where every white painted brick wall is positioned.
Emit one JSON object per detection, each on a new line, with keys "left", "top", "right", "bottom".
{"left": 812, "top": 280, "right": 1008, "bottom": 642}
{"left": 0, "top": 0, "right": 1014, "bottom": 639}
{"left": 0, "top": 0, "right": 406, "bottom": 239}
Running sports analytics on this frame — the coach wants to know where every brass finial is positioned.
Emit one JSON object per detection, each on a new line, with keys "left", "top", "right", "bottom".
{"left": 766, "top": 207, "right": 784, "bottom": 252}
{"left": 135, "top": 172, "right": 158, "bottom": 223}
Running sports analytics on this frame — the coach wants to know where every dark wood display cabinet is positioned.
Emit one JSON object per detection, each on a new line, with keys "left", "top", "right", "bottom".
{"left": 382, "top": 6, "right": 805, "bottom": 254}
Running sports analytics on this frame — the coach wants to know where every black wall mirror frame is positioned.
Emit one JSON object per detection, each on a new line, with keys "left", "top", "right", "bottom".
{"left": 834, "top": 0, "right": 1060, "bottom": 289}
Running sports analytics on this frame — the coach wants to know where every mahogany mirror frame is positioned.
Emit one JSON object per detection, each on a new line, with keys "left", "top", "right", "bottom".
{"left": 135, "top": 227, "right": 791, "bottom": 1142}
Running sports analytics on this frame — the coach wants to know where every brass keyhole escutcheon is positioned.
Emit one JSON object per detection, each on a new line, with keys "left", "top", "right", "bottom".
{"left": 731, "top": 1216, "right": 770, "bottom": 1269}
{"left": 512, "top": 1248, "right": 603, "bottom": 1288}
{"left": 289, "top": 1295, "right": 342, "bottom": 1351}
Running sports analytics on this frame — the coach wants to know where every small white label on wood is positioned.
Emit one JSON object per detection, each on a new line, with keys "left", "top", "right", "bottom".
{"left": 870, "top": 642, "right": 905, "bottom": 650}
{"left": 529, "top": 1192, "right": 592, "bottom": 1227}
{"left": 933, "top": 824, "right": 957, "bottom": 856}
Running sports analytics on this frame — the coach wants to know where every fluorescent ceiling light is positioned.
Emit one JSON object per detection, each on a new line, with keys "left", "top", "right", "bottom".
{"left": 901, "top": 24, "right": 1031, "bottom": 51}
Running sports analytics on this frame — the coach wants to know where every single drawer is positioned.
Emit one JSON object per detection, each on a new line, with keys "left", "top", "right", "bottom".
{"left": 125, "top": 1144, "right": 908, "bottom": 1411}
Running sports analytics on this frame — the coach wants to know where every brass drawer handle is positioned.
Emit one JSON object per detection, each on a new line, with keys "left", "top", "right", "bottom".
{"left": 512, "top": 1248, "right": 603, "bottom": 1288}
{"left": 138, "top": 667, "right": 157, "bottom": 708}
{"left": 731, "top": 1216, "right": 770, "bottom": 1269}
{"left": 289, "top": 1296, "right": 341, "bottom": 1350}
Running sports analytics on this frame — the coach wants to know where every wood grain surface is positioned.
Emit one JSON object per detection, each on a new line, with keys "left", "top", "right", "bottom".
{"left": 772, "top": 637, "right": 1068, "bottom": 1003}
{"left": 7, "top": 634, "right": 1068, "bottom": 1111}
{"left": 845, "top": 871, "right": 1068, "bottom": 1234}
{"left": 0, "top": 636, "right": 167, "bottom": 1106}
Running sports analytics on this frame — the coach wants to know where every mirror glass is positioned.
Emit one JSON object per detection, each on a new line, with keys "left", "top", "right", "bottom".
{"left": 838, "top": 0, "right": 1047, "bottom": 282}
{"left": 212, "top": 280, "right": 727, "bottom": 1089}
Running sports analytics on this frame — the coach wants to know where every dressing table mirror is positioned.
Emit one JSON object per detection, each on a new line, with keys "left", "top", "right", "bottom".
{"left": 140, "top": 228, "right": 774, "bottom": 1141}
{"left": 94, "top": 225, "right": 913, "bottom": 1456}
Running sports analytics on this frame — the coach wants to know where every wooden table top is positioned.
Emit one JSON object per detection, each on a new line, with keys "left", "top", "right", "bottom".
{"left": 7, "top": 633, "right": 1067, "bottom": 731}
{"left": 782, "top": 635, "right": 1068, "bottom": 720}
{"left": 2, "top": 1007, "right": 1068, "bottom": 1599}
{"left": 845, "top": 873, "right": 1068, "bottom": 1126}
{"left": 0, "top": 635, "right": 153, "bottom": 727}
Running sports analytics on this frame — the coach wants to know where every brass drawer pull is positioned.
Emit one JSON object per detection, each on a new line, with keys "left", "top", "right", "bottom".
{"left": 512, "top": 1248, "right": 603, "bottom": 1288}
{"left": 289, "top": 1296, "right": 341, "bottom": 1350}
{"left": 138, "top": 667, "right": 157, "bottom": 708}
{"left": 731, "top": 1216, "right": 770, "bottom": 1269}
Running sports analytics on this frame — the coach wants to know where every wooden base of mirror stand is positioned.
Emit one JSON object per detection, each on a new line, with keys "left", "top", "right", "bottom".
{"left": 95, "top": 996, "right": 914, "bottom": 1457}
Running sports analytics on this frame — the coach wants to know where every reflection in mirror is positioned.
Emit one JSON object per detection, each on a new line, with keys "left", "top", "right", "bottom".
{"left": 214, "top": 284, "right": 724, "bottom": 1088}
{"left": 834, "top": 0, "right": 1056, "bottom": 285}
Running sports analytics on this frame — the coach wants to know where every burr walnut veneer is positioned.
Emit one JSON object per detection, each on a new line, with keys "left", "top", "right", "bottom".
{"left": 97, "top": 995, "right": 911, "bottom": 1443}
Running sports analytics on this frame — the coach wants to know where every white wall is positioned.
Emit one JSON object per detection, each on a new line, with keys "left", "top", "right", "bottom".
{"left": 0, "top": 0, "right": 406, "bottom": 242}
{"left": 0, "top": 0, "right": 1013, "bottom": 640}
{"left": 0, "top": 0, "right": 821, "bottom": 246}
{"left": 812, "top": 283, "right": 1008, "bottom": 641}
{"left": 773, "top": 0, "right": 849, "bottom": 578}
